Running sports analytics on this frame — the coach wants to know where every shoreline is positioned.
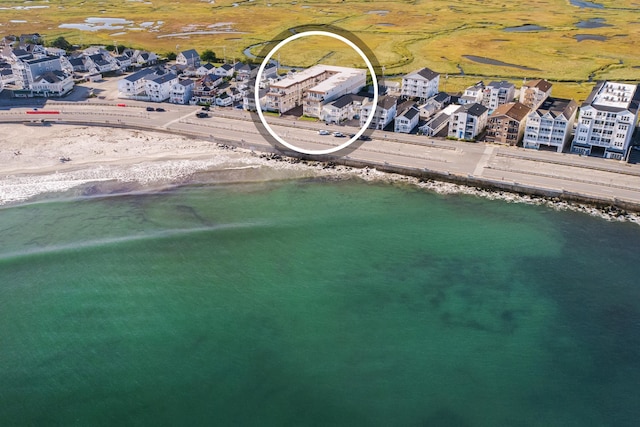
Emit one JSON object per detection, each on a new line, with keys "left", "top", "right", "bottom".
{"left": 1, "top": 124, "right": 638, "bottom": 225}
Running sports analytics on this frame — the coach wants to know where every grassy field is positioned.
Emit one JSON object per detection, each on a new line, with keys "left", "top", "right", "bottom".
{"left": 2, "top": 0, "right": 639, "bottom": 101}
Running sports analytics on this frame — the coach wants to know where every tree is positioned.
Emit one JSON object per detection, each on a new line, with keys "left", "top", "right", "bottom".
{"left": 50, "top": 36, "right": 72, "bottom": 51}
{"left": 201, "top": 49, "right": 216, "bottom": 63}
{"left": 166, "top": 52, "right": 177, "bottom": 61}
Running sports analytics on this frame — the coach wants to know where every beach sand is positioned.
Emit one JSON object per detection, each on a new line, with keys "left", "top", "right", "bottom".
{"left": 1, "top": 123, "right": 638, "bottom": 224}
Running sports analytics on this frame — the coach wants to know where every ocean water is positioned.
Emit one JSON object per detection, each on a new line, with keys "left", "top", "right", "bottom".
{"left": 1, "top": 178, "right": 639, "bottom": 426}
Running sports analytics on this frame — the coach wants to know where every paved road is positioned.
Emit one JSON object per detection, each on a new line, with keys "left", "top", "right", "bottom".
{"left": 2, "top": 100, "right": 640, "bottom": 209}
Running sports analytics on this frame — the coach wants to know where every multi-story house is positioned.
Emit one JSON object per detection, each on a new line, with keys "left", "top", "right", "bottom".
{"left": 264, "top": 64, "right": 365, "bottom": 117}
{"left": 196, "top": 63, "right": 216, "bottom": 77}
{"left": 321, "top": 94, "right": 368, "bottom": 124}
{"left": 176, "top": 49, "right": 200, "bottom": 68}
{"left": 215, "top": 63, "right": 235, "bottom": 77}
{"left": 401, "top": 67, "right": 440, "bottom": 100}
{"left": 418, "top": 104, "right": 459, "bottom": 137}
{"left": 236, "top": 63, "right": 258, "bottom": 81}
{"left": 519, "top": 79, "right": 552, "bottom": 110}
{"left": 12, "top": 55, "right": 62, "bottom": 89}
{"left": 360, "top": 95, "right": 397, "bottom": 130}
{"left": 169, "top": 79, "right": 194, "bottom": 104}
{"left": 485, "top": 102, "right": 531, "bottom": 145}
{"left": 459, "top": 81, "right": 485, "bottom": 105}
{"left": 394, "top": 104, "right": 420, "bottom": 133}
{"left": 145, "top": 72, "right": 179, "bottom": 102}
{"left": 571, "top": 81, "right": 640, "bottom": 160}
{"left": 523, "top": 97, "right": 578, "bottom": 152}
{"left": 191, "top": 73, "right": 223, "bottom": 104}
{"left": 448, "top": 103, "right": 489, "bottom": 140}
{"left": 118, "top": 67, "right": 157, "bottom": 98}
{"left": 482, "top": 80, "right": 515, "bottom": 112}
{"left": 29, "top": 70, "right": 74, "bottom": 97}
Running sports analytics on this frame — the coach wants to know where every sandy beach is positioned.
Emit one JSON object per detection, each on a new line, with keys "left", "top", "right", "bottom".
{"left": 1, "top": 123, "right": 639, "bottom": 225}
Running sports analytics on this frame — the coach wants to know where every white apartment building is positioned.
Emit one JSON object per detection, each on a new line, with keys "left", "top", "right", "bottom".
{"left": 523, "top": 97, "right": 578, "bottom": 152}
{"left": 401, "top": 68, "right": 440, "bottom": 100}
{"left": 360, "top": 96, "right": 397, "bottom": 130}
{"left": 321, "top": 94, "right": 368, "bottom": 124}
{"left": 571, "top": 81, "right": 640, "bottom": 160}
{"left": 448, "top": 103, "right": 489, "bottom": 140}
{"left": 118, "top": 68, "right": 157, "bottom": 98}
{"left": 12, "top": 55, "right": 62, "bottom": 89}
{"left": 519, "top": 79, "right": 552, "bottom": 110}
{"left": 264, "top": 64, "right": 366, "bottom": 117}
{"left": 30, "top": 70, "right": 74, "bottom": 97}
{"left": 145, "top": 72, "right": 179, "bottom": 102}
{"left": 394, "top": 105, "right": 420, "bottom": 133}
{"left": 169, "top": 79, "right": 194, "bottom": 104}
{"left": 482, "top": 80, "right": 515, "bottom": 112}
{"left": 459, "top": 81, "right": 485, "bottom": 105}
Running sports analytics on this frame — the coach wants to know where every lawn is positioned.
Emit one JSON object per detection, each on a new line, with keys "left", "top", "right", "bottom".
{"left": 2, "top": 0, "right": 639, "bottom": 101}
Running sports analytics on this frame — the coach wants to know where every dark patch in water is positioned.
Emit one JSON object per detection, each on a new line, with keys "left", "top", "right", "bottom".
{"left": 504, "top": 24, "right": 548, "bottom": 32}
{"left": 575, "top": 34, "right": 607, "bottom": 42}
{"left": 570, "top": 0, "right": 605, "bottom": 8}
{"left": 576, "top": 18, "right": 611, "bottom": 28}
{"left": 463, "top": 55, "right": 541, "bottom": 71}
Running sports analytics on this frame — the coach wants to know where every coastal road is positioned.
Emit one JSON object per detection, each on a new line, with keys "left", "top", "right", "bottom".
{"left": 2, "top": 101, "right": 640, "bottom": 209}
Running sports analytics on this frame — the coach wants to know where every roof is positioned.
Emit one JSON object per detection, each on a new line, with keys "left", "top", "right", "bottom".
{"left": 405, "top": 67, "right": 439, "bottom": 81}
{"left": 490, "top": 102, "right": 530, "bottom": 121}
{"left": 378, "top": 95, "right": 397, "bottom": 110}
{"left": 488, "top": 80, "right": 515, "bottom": 90}
{"left": 180, "top": 49, "right": 199, "bottom": 59}
{"left": 330, "top": 94, "right": 366, "bottom": 108}
{"left": 582, "top": 80, "right": 640, "bottom": 114}
{"left": 533, "top": 97, "right": 578, "bottom": 119}
{"left": 178, "top": 79, "right": 194, "bottom": 86}
{"left": 399, "top": 106, "right": 420, "bottom": 120}
{"left": 425, "top": 111, "right": 451, "bottom": 129}
{"left": 523, "top": 78, "right": 552, "bottom": 92}
{"left": 25, "top": 55, "right": 59, "bottom": 65}
{"left": 219, "top": 63, "right": 233, "bottom": 71}
{"left": 433, "top": 92, "right": 450, "bottom": 103}
{"left": 34, "top": 70, "right": 67, "bottom": 84}
{"left": 123, "top": 67, "right": 157, "bottom": 82}
{"left": 200, "top": 63, "right": 215, "bottom": 70}
{"left": 149, "top": 72, "right": 178, "bottom": 84}
{"left": 460, "top": 102, "right": 488, "bottom": 117}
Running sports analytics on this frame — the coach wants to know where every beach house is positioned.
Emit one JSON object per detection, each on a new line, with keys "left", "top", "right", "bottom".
{"left": 523, "top": 97, "right": 578, "bottom": 152}
{"left": 485, "top": 102, "right": 531, "bottom": 145}
{"left": 448, "top": 103, "right": 489, "bottom": 140}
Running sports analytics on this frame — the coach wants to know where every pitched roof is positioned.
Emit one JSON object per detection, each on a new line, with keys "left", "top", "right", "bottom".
{"left": 399, "top": 106, "right": 420, "bottom": 120}
{"left": 178, "top": 79, "right": 194, "bottom": 86}
{"left": 180, "top": 49, "right": 199, "bottom": 59}
{"left": 460, "top": 102, "right": 488, "bottom": 117}
{"left": 34, "top": 70, "right": 67, "bottom": 84}
{"left": 534, "top": 97, "right": 578, "bottom": 119}
{"left": 490, "top": 101, "right": 530, "bottom": 121}
{"left": 406, "top": 67, "right": 439, "bottom": 81}
{"left": 123, "top": 67, "right": 157, "bottom": 82}
{"left": 377, "top": 95, "right": 397, "bottom": 110}
{"left": 523, "top": 78, "right": 552, "bottom": 92}
{"left": 149, "top": 72, "right": 178, "bottom": 84}
{"left": 330, "top": 94, "right": 366, "bottom": 108}
{"left": 488, "top": 80, "right": 515, "bottom": 89}
{"left": 200, "top": 63, "right": 215, "bottom": 70}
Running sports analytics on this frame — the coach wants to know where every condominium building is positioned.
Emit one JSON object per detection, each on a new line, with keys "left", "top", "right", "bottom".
{"left": 401, "top": 67, "right": 440, "bottom": 100}
{"left": 394, "top": 104, "right": 420, "bottom": 133}
{"left": 485, "top": 102, "right": 531, "bottom": 145}
{"left": 264, "top": 65, "right": 366, "bottom": 117}
{"left": 519, "top": 79, "right": 552, "bottom": 110}
{"left": 571, "top": 81, "right": 640, "bottom": 160}
{"left": 482, "top": 80, "right": 515, "bottom": 112}
{"left": 523, "top": 97, "right": 578, "bottom": 152}
{"left": 459, "top": 81, "right": 485, "bottom": 105}
{"left": 360, "top": 95, "right": 397, "bottom": 130}
{"left": 448, "top": 103, "right": 489, "bottom": 141}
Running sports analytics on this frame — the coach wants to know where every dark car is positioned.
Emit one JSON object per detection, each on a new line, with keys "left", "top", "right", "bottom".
{"left": 196, "top": 112, "right": 209, "bottom": 118}
{"left": 358, "top": 135, "right": 371, "bottom": 141}
{"left": 201, "top": 106, "right": 210, "bottom": 111}
{"left": 155, "top": 107, "right": 166, "bottom": 112}
{"left": 146, "top": 106, "right": 154, "bottom": 112}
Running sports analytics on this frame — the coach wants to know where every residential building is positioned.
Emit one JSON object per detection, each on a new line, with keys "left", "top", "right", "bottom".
{"left": 571, "top": 81, "right": 640, "bottom": 160}
{"left": 519, "top": 79, "right": 552, "bottom": 110}
{"left": 176, "top": 49, "right": 200, "bottom": 68}
{"left": 215, "top": 63, "right": 234, "bottom": 77}
{"left": 264, "top": 64, "right": 366, "bottom": 117}
{"left": 460, "top": 81, "right": 485, "bottom": 104}
{"left": 118, "top": 67, "right": 157, "bottom": 98}
{"left": 360, "top": 95, "right": 397, "bottom": 130}
{"left": 482, "top": 80, "right": 515, "bottom": 112}
{"left": 448, "top": 103, "right": 489, "bottom": 140}
{"left": 419, "top": 104, "right": 459, "bottom": 137}
{"left": 196, "top": 63, "right": 216, "bottom": 77}
{"left": 401, "top": 67, "right": 440, "bottom": 100}
{"left": 485, "top": 102, "right": 531, "bottom": 145}
{"left": 236, "top": 63, "right": 257, "bottom": 81}
{"left": 523, "top": 97, "right": 578, "bottom": 152}
{"left": 12, "top": 55, "right": 62, "bottom": 88}
{"left": 145, "top": 71, "right": 179, "bottom": 102}
{"left": 395, "top": 104, "right": 420, "bottom": 133}
{"left": 191, "top": 73, "right": 223, "bottom": 104}
{"left": 29, "top": 70, "right": 74, "bottom": 97}
{"left": 170, "top": 79, "right": 194, "bottom": 104}
{"left": 243, "top": 88, "right": 267, "bottom": 111}
{"left": 321, "top": 94, "right": 368, "bottom": 124}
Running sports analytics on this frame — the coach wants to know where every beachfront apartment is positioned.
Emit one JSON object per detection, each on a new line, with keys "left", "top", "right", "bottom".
{"left": 401, "top": 68, "right": 440, "bottom": 100}
{"left": 321, "top": 94, "right": 368, "bottom": 124}
{"left": 118, "top": 68, "right": 157, "bottom": 98}
{"left": 419, "top": 104, "right": 459, "bottom": 137}
{"left": 29, "top": 70, "right": 74, "bottom": 97}
{"left": 191, "top": 74, "right": 223, "bottom": 104}
{"left": 448, "top": 103, "right": 489, "bottom": 140}
{"left": 264, "top": 64, "right": 366, "bottom": 117}
{"left": 482, "top": 81, "right": 515, "bottom": 112}
{"left": 485, "top": 102, "right": 531, "bottom": 145}
{"left": 11, "top": 55, "right": 62, "bottom": 89}
{"left": 523, "top": 97, "right": 578, "bottom": 152}
{"left": 519, "top": 79, "right": 552, "bottom": 110}
{"left": 394, "top": 104, "right": 420, "bottom": 133}
{"left": 571, "top": 81, "right": 640, "bottom": 160}
{"left": 169, "top": 79, "right": 194, "bottom": 104}
{"left": 360, "top": 95, "right": 397, "bottom": 130}
{"left": 145, "top": 72, "right": 179, "bottom": 102}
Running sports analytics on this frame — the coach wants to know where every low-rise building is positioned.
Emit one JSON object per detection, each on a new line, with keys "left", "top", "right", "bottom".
{"left": 191, "top": 73, "right": 223, "bottom": 104}
{"left": 519, "top": 79, "right": 552, "bottom": 110}
{"left": 419, "top": 104, "right": 459, "bottom": 137}
{"left": 170, "top": 79, "right": 194, "bottom": 104}
{"left": 485, "top": 102, "right": 531, "bottom": 145}
{"left": 321, "top": 94, "right": 368, "bottom": 124}
{"left": 145, "top": 72, "right": 179, "bottom": 102}
{"left": 459, "top": 81, "right": 485, "bottom": 105}
{"left": 118, "top": 67, "right": 157, "bottom": 98}
{"left": 571, "top": 81, "right": 640, "bottom": 160}
{"left": 360, "top": 95, "right": 397, "bottom": 130}
{"left": 29, "top": 70, "right": 74, "bottom": 97}
{"left": 523, "top": 97, "right": 578, "bottom": 152}
{"left": 448, "top": 103, "right": 489, "bottom": 140}
{"left": 176, "top": 49, "right": 200, "bottom": 68}
{"left": 401, "top": 67, "right": 440, "bottom": 100}
{"left": 394, "top": 104, "right": 420, "bottom": 133}
{"left": 196, "top": 63, "right": 216, "bottom": 77}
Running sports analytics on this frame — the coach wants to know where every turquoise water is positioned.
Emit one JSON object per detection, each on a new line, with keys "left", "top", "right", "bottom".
{"left": 1, "top": 178, "right": 639, "bottom": 426}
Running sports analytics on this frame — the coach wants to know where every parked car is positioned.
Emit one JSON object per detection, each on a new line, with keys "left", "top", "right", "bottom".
{"left": 201, "top": 106, "right": 210, "bottom": 111}
{"left": 358, "top": 135, "right": 371, "bottom": 141}
{"left": 318, "top": 130, "right": 330, "bottom": 135}
{"left": 155, "top": 107, "right": 166, "bottom": 112}
{"left": 333, "top": 132, "right": 346, "bottom": 138}
{"left": 196, "top": 112, "right": 209, "bottom": 118}
{"left": 146, "top": 107, "right": 154, "bottom": 112}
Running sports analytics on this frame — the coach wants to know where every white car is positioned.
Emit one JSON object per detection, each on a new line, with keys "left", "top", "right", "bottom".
{"left": 318, "top": 129, "right": 330, "bottom": 135}
{"left": 333, "top": 132, "right": 346, "bottom": 138}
